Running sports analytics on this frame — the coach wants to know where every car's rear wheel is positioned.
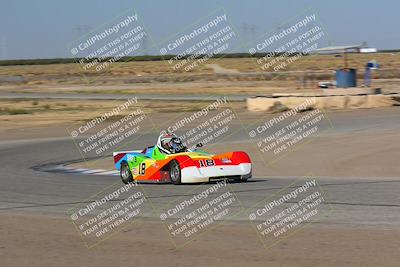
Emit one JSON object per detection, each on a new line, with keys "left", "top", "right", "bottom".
{"left": 233, "top": 177, "right": 247, "bottom": 183}
{"left": 234, "top": 169, "right": 251, "bottom": 183}
{"left": 169, "top": 160, "right": 181, "bottom": 185}
{"left": 120, "top": 161, "right": 133, "bottom": 184}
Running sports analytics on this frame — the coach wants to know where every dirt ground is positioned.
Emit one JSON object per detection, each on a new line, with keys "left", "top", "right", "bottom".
{"left": 2, "top": 53, "right": 400, "bottom": 77}
{"left": 1, "top": 212, "right": 399, "bottom": 267}
{"left": 0, "top": 99, "right": 244, "bottom": 138}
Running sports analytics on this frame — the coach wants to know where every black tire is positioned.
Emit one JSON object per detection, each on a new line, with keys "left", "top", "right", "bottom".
{"left": 233, "top": 177, "right": 247, "bottom": 183}
{"left": 120, "top": 161, "right": 134, "bottom": 184}
{"left": 169, "top": 160, "right": 181, "bottom": 185}
{"left": 234, "top": 169, "right": 251, "bottom": 183}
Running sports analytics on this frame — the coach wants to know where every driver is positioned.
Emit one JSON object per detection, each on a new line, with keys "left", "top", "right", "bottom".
{"left": 157, "top": 133, "right": 187, "bottom": 154}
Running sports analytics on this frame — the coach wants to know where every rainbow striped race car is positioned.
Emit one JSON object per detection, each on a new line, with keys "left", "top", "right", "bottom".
{"left": 113, "top": 133, "right": 252, "bottom": 184}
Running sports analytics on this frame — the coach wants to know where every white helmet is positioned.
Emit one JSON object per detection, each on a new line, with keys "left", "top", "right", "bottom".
{"left": 157, "top": 133, "right": 186, "bottom": 154}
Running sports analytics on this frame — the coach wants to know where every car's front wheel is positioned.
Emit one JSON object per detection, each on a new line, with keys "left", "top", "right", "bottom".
{"left": 120, "top": 161, "right": 134, "bottom": 184}
{"left": 169, "top": 160, "right": 181, "bottom": 185}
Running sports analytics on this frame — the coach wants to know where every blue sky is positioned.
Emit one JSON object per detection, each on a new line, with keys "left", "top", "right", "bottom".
{"left": 1, "top": 0, "right": 398, "bottom": 59}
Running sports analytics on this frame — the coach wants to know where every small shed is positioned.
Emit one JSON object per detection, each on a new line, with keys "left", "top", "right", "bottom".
{"left": 315, "top": 44, "right": 363, "bottom": 88}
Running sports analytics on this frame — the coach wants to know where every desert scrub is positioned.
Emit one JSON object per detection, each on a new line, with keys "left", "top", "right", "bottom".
{"left": 0, "top": 108, "right": 32, "bottom": 115}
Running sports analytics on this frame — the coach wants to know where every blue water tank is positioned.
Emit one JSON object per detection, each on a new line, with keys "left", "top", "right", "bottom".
{"left": 336, "top": 68, "right": 357, "bottom": 88}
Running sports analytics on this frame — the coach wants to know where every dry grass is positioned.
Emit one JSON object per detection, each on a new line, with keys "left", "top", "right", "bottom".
{"left": 0, "top": 99, "right": 245, "bottom": 131}
{"left": 0, "top": 53, "right": 399, "bottom": 130}
{"left": 0, "top": 53, "right": 399, "bottom": 78}
{"left": 0, "top": 53, "right": 399, "bottom": 96}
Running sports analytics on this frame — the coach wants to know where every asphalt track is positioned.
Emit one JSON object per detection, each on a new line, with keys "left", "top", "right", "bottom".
{"left": 0, "top": 92, "right": 247, "bottom": 101}
{"left": 1, "top": 108, "right": 400, "bottom": 229}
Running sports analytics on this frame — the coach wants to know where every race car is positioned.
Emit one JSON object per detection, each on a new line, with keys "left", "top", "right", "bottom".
{"left": 113, "top": 133, "right": 252, "bottom": 184}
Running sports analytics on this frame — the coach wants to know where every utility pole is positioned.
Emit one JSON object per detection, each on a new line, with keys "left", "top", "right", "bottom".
{"left": 0, "top": 35, "right": 7, "bottom": 60}
{"left": 142, "top": 34, "right": 148, "bottom": 56}
{"left": 249, "top": 24, "right": 256, "bottom": 44}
